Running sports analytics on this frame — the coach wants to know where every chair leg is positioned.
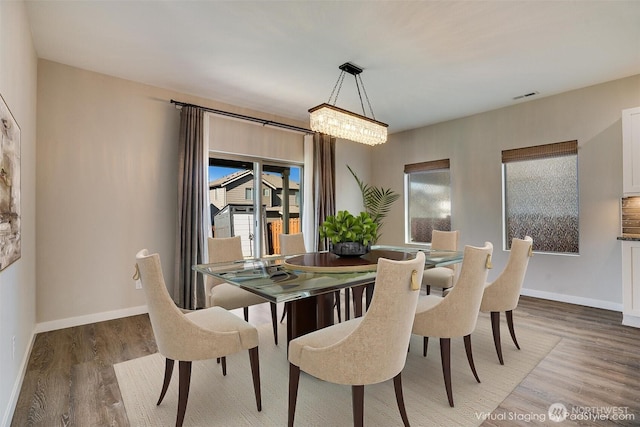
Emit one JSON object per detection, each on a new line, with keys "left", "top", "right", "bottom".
{"left": 345, "top": 288, "right": 351, "bottom": 321}
{"left": 176, "top": 361, "right": 192, "bottom": 427}
{"left": 288, "top": 363, "right": 301, "bottom": 427}
{"left": 506, "top": 310, "right": 520, "bottom": 350}
{"left": 423, "top": 336, "right": 429, "bottom": 357}
{"left": 463, "top": 334, "right": 481, "bottom": 383}
{"left": 248, "top": 347, "right": 262, "bottom": 411}
{"left": 334, "top": 290, "right": 342, "bottom": 323}
{"left": 393, "top": 373, "right": 411, "bottom": 427}
{"left": 280, "top": 302, "right": 288, "bottom": 323}
{"left": 439, "top": 338, "right": 454, "bottom": 407}
{"left": 243, "top": 307, "right": 249, "bottom": 322}
{"left": 490, "top": 311, "right": 504, "bottom": 365}
{"left": 270, "top": 302, "right": 278, "bottom": 345}
{"left": 352, "top": 385, "right": 365, "bottom": 427}
{"left": 220, "top": 356, "right": 227, "bottom": 376}
{"left": 157, "top": 358, "right": 174, "bottom": 405}
{"left": 365, "top": 285, "right": 374, "bottom": 310}
{"left": 426, "top": 285, "right": 431, "bottom": 295}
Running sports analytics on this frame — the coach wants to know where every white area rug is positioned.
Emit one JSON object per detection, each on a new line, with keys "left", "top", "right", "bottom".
{"left": 115, "top": 312, "right": 559, "bottom": 426}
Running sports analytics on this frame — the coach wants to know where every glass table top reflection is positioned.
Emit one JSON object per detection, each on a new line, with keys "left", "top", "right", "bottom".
{"left": 192, "top": 246, "right": 463, "bottom": 304}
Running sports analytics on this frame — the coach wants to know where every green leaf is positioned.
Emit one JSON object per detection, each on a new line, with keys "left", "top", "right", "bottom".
{"left": 347, "top": 165, "right": 399, "bottom": 243}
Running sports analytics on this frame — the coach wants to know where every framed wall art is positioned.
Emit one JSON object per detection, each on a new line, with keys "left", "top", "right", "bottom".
{"left": 0, "top": 93, "right": 20, "bottom": 270}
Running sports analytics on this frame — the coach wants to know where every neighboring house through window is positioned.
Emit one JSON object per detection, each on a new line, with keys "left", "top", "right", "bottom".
{"left": 208, "top": 159, "right": 302, "bottom": 256}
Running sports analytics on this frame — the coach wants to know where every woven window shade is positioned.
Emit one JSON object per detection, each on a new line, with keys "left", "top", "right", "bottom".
{"left": 502, "top": 140, "right": 577, "bottom": 163}
{"left": 404, "top": 159, "right": 450, "bottom": 174}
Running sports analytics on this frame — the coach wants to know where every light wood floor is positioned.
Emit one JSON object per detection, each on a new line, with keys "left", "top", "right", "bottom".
{"left": 11, "top": 296, "right": 640, "bottom": 426}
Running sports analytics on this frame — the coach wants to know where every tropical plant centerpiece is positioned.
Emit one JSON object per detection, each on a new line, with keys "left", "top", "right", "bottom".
{"left": 319, "top": 210, "right": 378, "bottom": 257}
{"left": 347, "top": 165, "right": 400, "bottom": 244}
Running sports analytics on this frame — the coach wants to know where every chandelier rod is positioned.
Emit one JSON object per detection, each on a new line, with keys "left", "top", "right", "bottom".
{"left": 327, "top": 70, "right": 346, "bottom": 105}
{"left": 357, "top": 74, "right": 377, "bottom": 121}
{"left": 327, "top": 62, "right": 376, "bottom": 120}
{"left": 353, "top": 74, "right": 367, "bottom": 119}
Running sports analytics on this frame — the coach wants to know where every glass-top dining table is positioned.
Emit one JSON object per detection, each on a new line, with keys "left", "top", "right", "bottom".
{"left": 193, "top": 245, "right": 463, "bottom": 345}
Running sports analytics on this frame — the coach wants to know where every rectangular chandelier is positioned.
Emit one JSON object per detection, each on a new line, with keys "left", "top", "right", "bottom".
{"left": 309, "top": 103, "right": 388, "bottom": 146}
{"left": 309, "top": 62, "right": 388, "bottom": 146}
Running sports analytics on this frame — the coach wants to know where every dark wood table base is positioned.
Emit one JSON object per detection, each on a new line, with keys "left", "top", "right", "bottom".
{"left": 286, "top": 293, "right": 333, "bottom": 343}
{"left": 283, "top": 249, "right": 412, "bottom": 346}
{"left": 286, "top": 281, "right": 375, "bottom": 346}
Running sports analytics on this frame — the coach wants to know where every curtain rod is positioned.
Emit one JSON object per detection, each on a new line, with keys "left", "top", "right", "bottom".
{"left": 170, "top": 99, "right": 312, "bottom": 134}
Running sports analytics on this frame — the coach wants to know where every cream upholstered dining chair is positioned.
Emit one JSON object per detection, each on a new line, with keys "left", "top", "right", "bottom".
{"left": 480, "top": 236, "right": 533, "bottom": 365}
{"left": 205, "top": 236, "right": 279, "bottom": 345}
{"left": 412, "top": 242, "right": 493, "bottom": 407}
{"left": 288, "top": 251, "right": 426, "bottom": 427}
{"left": 422, "top": 230, "right": 460, "bottom": 295}
{"left": 135, "top": 249, "right": 261, "bottom": 427}
{"left": 278, "top": 233, "right": 307, "bottom": 323}
{"left": 280, "top": 232, "right": 307, "bottom": 256}
{"left": 279, "top": 232, "right": 344, "bottom": 323}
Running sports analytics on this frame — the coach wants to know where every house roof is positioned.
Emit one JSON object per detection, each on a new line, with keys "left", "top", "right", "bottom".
{"left": 210, "top": 170, "right": 300, "bottom": 191}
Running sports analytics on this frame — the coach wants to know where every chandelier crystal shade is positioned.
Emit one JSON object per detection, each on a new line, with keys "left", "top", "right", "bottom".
{"left": 309, "top": 62, "right": 388, "bottom": 146}
{"left": 309, "top": 103, "right": 388, "bottom": 146}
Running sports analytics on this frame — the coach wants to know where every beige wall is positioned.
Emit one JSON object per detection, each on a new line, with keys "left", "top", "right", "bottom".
{"left": 335, "top": 139, "right": 371, "bottom": 214}
{"left": 31, "top": 53, "right": 640, "bottom": 326}
{"left": 35, "top": 60, "right": 309, "bottom": 328}
{"left": 372, "top": 74, "right": 640, "bottom": 308}
{"left": 36, "top": 61, "right": 179, "bottom": 325}
{"left": 0, "top": 1, "right": 38, "bottom": 424}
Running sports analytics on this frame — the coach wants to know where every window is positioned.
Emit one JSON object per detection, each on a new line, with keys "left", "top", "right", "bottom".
{"left": 404, "top": 159, "right": 451, "bottom": 244}
{"left": 502, "top": 140, "right": 579, "bottom": 254}
{"left": 209, "top": 158, "right": 303, "bottom": 256}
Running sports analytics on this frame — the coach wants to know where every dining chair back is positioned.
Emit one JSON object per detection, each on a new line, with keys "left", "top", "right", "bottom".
{"left": 135, "top": 249, "right": 261, "bottom": 427}
{"left": 287, "top": 251, "right": 426, "bottom": 426}
{"left": 279, "top": 233, "right": 306, "bottom": 256}
{"left": 207, "top": 236, "right": 279, "bottom": 345}
{"left": 432, "top": 229, "right": 459, "bottom": 251}
{"left": 422, "top": 230, "right": 460, "bottom": 295}
{"left": 480, "top": 236, "right": 533, "bottom": 364}
{"left": 412, "top": 242, "right": 493, "bottom": 407}
{"left": 205, "top": 236, "right": 244, "bottom": 302}
{"left": 137, "top": 250, "right": 195, "bottom": 358}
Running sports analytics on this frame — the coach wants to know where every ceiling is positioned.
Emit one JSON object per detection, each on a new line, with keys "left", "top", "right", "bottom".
{"left": 25, "top": 1, "right": 640, "bottom": 134}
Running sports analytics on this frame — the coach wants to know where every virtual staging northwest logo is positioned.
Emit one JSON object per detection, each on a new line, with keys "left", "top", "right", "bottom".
{"left": 475, "top": 403, "right": 636, "bottom": 423}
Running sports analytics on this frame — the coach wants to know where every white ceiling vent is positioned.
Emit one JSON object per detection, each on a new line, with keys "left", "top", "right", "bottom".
{"left": 513, "top": 91, "right": 540, "bottom": 100}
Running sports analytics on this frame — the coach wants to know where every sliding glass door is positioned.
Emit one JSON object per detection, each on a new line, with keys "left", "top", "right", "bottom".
{"left": 209, "top": 157, "right": 302, "bottom": 257}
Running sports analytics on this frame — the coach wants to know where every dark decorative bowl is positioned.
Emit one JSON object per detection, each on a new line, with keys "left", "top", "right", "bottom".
{"left": 330, "top": 242, "right": 371, "bottom": 257}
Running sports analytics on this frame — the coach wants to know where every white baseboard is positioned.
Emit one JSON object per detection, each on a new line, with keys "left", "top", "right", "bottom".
{"left": 622, "top": 314, "right": 640, "bottom": 328}
{"left": 521, "top": 288, "right": 623, "bottom": 312}
{"left": 1, "top": 330, "right": 36, "bottom": 427}
{"left": 34, "top": 305, "right": 148, "bottom": 333}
